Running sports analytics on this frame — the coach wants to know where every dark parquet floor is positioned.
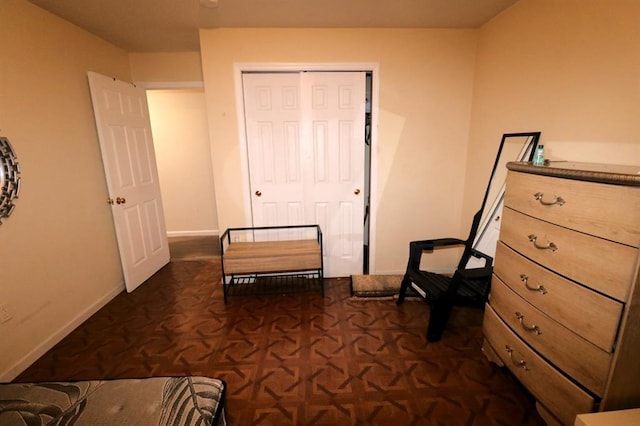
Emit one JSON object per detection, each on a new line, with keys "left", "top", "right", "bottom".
{"left": 16, "top": 259, "right": 544, "bottom": 425}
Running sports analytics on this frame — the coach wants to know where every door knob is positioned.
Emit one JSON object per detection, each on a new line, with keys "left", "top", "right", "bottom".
{"left": 354, "top": 189, "right": 361, "bottom": 195}
{"left": 107, "top": 198, "right": 114, "bottom": 205}
{"left": 255, "top": 190, "right": 262, "bottom": 197}
{"left": 116, "top": 197, "right": 126, "bottom": 205}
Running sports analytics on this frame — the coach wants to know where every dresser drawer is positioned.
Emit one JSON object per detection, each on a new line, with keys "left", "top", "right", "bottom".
{"left": 501, "top": 207, "right": 638, "bottom": 301}
{"left": 493, "top": 242, "right": 622, "bottom": 352}
{"left": 505, "top": 171, "right": 640, "bottom": 247}
{"left": 490, "top": 277, "right": 611, "bottom": 396}
{"left": 483, "top": 306, "right": 596, "bottom": 425}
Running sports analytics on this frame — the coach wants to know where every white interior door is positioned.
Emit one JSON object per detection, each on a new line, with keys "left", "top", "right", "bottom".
{"left": 242, "top": 71, "right": 366, "bottom": 277}
{"left": 88, "top": 72, "right": 170, "bottom": 292}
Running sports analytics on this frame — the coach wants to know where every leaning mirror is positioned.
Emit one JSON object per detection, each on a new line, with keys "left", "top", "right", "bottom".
{"left": 466, "top": 132, "right": 540, "bottom": 267}
{"left": 0, "top": 136, "right": 21, "bottom": 225}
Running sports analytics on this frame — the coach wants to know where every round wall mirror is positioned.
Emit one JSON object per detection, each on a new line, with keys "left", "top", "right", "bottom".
{"left": 0, "top": 136, "right": 21, "bottom": 224}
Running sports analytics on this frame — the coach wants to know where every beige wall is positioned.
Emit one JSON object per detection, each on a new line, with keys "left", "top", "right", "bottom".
{"left": 199, "top": 28, "right": 479, "bottom": 274}
{"left": 147, "top": 89, "right": 219, "bottom": 235}
{"left": 463, "top": 0, "right": 640, "bottom": 222}
{"left": 129, "top": 52, "right": 204, "bottom": 82}
{"left": 0, "top": 0, "right": 131, "bottom": 380}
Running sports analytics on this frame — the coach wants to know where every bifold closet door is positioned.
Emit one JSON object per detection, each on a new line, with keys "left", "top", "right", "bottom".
{"left": 242, "top": 71, "right": 366, "bottom": 277}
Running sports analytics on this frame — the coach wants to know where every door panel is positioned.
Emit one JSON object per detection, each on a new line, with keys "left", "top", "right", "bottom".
{"left": 88, "top": 72, "right": 169, "bottom": 292}
{"left": 243, "top": 73, "right": 305, "bottom": 233}
{"left": 303, "top": 72, "right": 365, "bottom": 277}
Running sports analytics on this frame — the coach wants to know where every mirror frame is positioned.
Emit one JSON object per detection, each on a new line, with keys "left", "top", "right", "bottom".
{"left": 0, "top": 136, "right": 21, "bottom": 225}
{"left": 472, "top": 131, "right": 541, "bottom": 254}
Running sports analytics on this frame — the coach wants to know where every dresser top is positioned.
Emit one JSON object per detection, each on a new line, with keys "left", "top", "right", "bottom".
{"left": 507, "top": 161, "right": 640, "bottom": 187}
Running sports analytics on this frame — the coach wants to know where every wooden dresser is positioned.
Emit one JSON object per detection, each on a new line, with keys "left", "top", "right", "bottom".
{"left": 482, "top": 161, "right": 640, "bottom": 425}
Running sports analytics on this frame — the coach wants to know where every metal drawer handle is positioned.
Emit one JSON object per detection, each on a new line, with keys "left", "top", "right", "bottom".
{"left": 534, "top": 192, "right": 565, "bottom": 206}
{"left": 515, "top": 312, "right": 542, "bottom": 335}
{"left": 520, "top": 274, "right": 548, "bottom": 294}
{"left": 505, "top": 345, "right": 529, "bottom": 371}
{"left": 528, "top": 234, "right": 558, "bottom": 251}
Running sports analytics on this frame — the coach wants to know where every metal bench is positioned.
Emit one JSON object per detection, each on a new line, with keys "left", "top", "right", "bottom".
{"left": 220, "top": 225, "right": 323, "bottom": 303}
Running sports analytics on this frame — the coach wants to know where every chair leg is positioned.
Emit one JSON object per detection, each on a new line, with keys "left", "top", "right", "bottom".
{"left": 426, "top": 300, "right": 453, "bottom": 342}
{"left": 396, "top": 276, "right": 411, "bottom": 305}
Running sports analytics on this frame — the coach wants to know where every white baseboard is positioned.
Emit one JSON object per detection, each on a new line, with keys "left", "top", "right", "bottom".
{"left": 0, "top": 282, "right": 125, "bottom": 382}
{"left": 167, "top": 230, "right": 219, "bottom": 238}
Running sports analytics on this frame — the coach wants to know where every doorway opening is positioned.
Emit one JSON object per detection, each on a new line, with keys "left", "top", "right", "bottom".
{"left": 145, "top": 87, "right": 220, "bottom": 261}
{"left": 363, "top": 71, "right": 372, "bottom": 274}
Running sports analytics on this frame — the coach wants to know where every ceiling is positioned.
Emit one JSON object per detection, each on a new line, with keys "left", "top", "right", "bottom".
{"left": 29, "top": 0, "right": 519, "bottom": 52}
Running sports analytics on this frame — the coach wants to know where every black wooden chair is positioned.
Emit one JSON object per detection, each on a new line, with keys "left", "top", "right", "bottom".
{"left": 396, "top": 209, "right": 492, "bottom": 342}
{"left": 396, "top": 131, "right": 541, "bottom": 342}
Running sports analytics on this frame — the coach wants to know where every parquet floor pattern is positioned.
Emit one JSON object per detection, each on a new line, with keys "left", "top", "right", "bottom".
{"left": 16, "top": 260, "right": 543, "bottom": 425}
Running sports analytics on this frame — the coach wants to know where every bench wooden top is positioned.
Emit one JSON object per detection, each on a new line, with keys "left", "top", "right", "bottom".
{"left": 222, "top": 239, "right": 322, "bottom": 275}
{"left": 223, "top": 239, "right": 320, "bottom": 259}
